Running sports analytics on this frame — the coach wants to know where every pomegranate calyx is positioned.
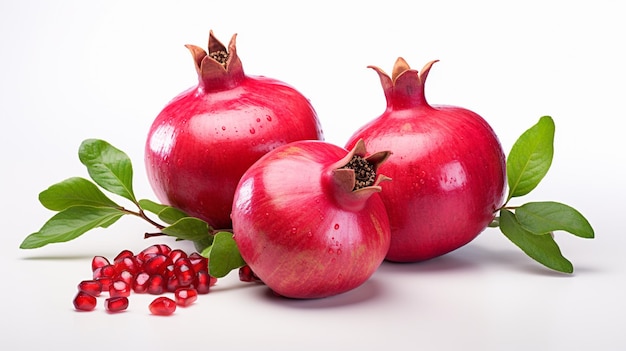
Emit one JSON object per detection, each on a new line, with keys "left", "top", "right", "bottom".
{"left": 332, "top": 139, "right": 391, "bottom": 195}
{"left": 185, "top": 30, "right": 245, "bottom": 91}
{"left": 370, "top": 58, "right": 439, "bottom": 110}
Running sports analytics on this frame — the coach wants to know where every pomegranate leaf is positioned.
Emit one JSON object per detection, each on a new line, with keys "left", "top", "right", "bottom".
{"left": 506, "top": 116, "right": 555, "bottom": 200}
{"left": 499, "top": 209, "right": 573, "bottom": 273}
{"left": 515, "top": 201, "right": 595, "bottom": 239}
{"left": 138, "top": 199, "right": 190, "bottom": 225}
{"left": 161, "top": 217, "right": 213, "bottom": 251}
{"left": 20, "top": 206, "right": 124, "bottom": 249}
{"left": 201, "top": 231, "right": 245, "bottom": 278}
{"left": 78, "top": 139, "right": 136, "bottom": 203}
{"left": 38, "top": 176, "right": 120, "bottom": 211}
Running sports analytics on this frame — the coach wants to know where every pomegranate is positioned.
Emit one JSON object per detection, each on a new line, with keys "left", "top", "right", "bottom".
{"left": 231, "top": 139, "right": 391, "bottom": 299}
{"left": 145, "top": 30, "right": 324, "bottom": 229}
{"left": 346, "top": 58, "right": 506, "bottom": 262}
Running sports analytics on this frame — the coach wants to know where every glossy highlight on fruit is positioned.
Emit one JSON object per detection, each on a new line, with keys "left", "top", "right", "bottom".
{"left": 346, "top": 58, "right": 506, "bottom": 262}
{"left": 145, "top": 30, "right": 324, "bottom": 229}
{"left": 231, "top": 139, "right": 391, "bottom": 299}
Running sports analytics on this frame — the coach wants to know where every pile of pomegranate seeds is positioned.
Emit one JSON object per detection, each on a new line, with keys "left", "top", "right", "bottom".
{"left": 73, "top": 243, "right": 217, "bottom": 315}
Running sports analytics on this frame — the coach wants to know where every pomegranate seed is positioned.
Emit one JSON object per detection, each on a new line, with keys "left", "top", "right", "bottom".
{"left": 194, "top": 271, "right": 214, "bottom": 294}
{"left": 118, "top": 270, "right": 134, "bottom": 286}
{"left": 168, "top": 249, "right": 187, "bottom": 262}
{"left": 189, "top": 253, "right": 208, "bottom": 273}
{"left": 239, "top": 265, "right": 261, "bottom": 282}
{"left": 149, "top": 297, "right": 176, "bottom": 316}
{"left": 166, "top": 275, "right": 181, "bottom": 293}
{"left": 114, "top": 256, "right": 140, "bottom": 275}
{"left": 174, "top": 258, "right": 195, "bottom": 287}
{"left": 96, "top": 277, "right": 114, "bottom": 291}
{"left": 78, "top": 280, "right": 102, "bottom": 296}
{"left": 93, "top": 264, "right": 117, "bottom": 279}
{"left": 91, "top": 255, "right": 110, "bottom": 272}
{"left": 113, "top": 249, "right": 134, "bottom": 263}
{"left": 143, "top": 254, "right": 170, "bottom": 276}
{"left": 105, "top": 296, "right": 129, "bottom": 313}
{"left": 175, "top": 288, "right": 198, "bottom": 307}
{"left": 132, "top": 272, "right": 150, "bottom": 293}
{"left": 109, "top": 280, "right": 131, "bottom": 297}
{"left": 147, "top": 274, "right": 165, "bottom": 295}
{"left": 73, "top": 291, "right": 97, "bottom": 311}
{"left": 138, "top": 244, "right": 172, "bottom": 262}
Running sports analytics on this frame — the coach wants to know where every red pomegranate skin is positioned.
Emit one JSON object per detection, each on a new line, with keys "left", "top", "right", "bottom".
{"left": 145, "top": 31, "right": 323, "bottom": 229}
{"left": 346, "top": 58, "right": 506, "bottom": 262}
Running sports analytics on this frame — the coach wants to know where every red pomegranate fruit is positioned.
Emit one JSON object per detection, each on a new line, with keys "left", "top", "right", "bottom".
{"left": 346, "top": 58, "right": 506, "bottom": 262}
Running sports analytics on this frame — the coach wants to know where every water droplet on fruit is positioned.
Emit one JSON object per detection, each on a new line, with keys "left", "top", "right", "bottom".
{"left": 256, "top": 117, "right": 261, "bottom": 123}
{"left": 290, "top": 227, "right": 297, "bottom": 235}
{"left": 266, "top": 115, "right": 272, "bottom": 122}
{"left": 337, "top": 249, "right": 342, "bottom": 255}
{"left": 334, "top": 224, "right": 340, "bottom": 230}
{"left": 306, "top": 231, "right": 313, "bottom": 238}
{"left": 249, "top": 128, "right": 256, "bottom": 134}
{"left": 221, "top": 126, "right": 226, "bottom": 131}
{"left": 328, "top": 248, "right": 334, "bottom": 254}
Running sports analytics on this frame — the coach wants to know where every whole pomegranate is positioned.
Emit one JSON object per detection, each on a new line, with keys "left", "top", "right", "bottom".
{"left": 346, "top": 58, "right": 506, "bottom": 262}
{"left": 231, "top": 139, "right": 391, "bottom": 299}
{"left": 145, "top": 30, "right": 323, "bottom": 229}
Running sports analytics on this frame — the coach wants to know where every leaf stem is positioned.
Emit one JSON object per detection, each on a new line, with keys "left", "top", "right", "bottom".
{"left": 118, "top": 206, "right": 166, "bottom": 230}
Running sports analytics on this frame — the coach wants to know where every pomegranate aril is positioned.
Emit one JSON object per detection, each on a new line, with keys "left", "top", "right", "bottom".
{"left": 113, "top": 249, "right": 134, "bottom": 263}
{"left": 175, "top": 288, "right": 198, "bottom": 307}
{"left": 239, "top": 265, "right": 262, "bottom": 283}
{"left": 138, "top": 244, "right": 172, "bottom": 262}
{"left": 149, "top": 297, "right": 176, "bottom": 316}
{"left": 105, "top": 296, "right": 129, "bottom": 313}
{"left": 174, "top": 258, "right": 195, "bottom": 287}
{"left": 189, "top": 252, "right": 209, "bottom": 273}
{"left": 166, "top": 275, "right": 181, "bottom": 293}
{"left": 73, "top": 291, "right": 97, "bottom": 311}
{"left": 143, "top": 254, "right": 171, "bottom": 276}
{"left": 118, "top": 270, "right": 134, "bottom": 286}
{"left": 91, "top": 255, "right": 110, "bottom": 272}
{"left": 96, "top": 277, "right": 114, "bottom": 291}
{"left": 147, "top": 274, "right": 165, "bottom": 295}
{"left": 78, "top": 280, "right": 102, "bottom": 297}
{"left": 114, "top": 256, "right": 140, "bottom": 275}
{"left": 132, "top": 272, "right": 150, "bottom": 293}
{"left": 169, "top": 249, "right": 187, "bottom": 262}
{"left": 93, "top": 264, "right": 117, "bottom": 279}
{"left": 194, "top": 271, "right": 214, "bottom": 294}
{"left": 109, "top": 280, "right": 131, "bottom": 297}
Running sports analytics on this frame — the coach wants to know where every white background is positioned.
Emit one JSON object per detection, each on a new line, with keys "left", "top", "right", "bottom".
{"left": 1, "top": 1, "right": 624, "bottom": 350}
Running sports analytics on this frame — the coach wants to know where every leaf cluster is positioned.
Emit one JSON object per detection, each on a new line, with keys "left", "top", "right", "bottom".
{"left": 20, "top": 139, "right": 244, "bottom": 278}
{"left": 494, "top": 116, "right": 594, "bottom": 273}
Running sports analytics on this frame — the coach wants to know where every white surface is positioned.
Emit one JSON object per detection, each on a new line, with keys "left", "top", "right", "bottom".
{"left": 1, "top": 1, "right": 624, "bottom": 350}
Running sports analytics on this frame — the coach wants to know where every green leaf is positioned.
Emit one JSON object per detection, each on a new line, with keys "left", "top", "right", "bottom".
{"left": 20, "top": 206, "right": 124, "bottom": 249}
{"left": 499, "top": 209, "right": 573, "bottom": 273}
{"left": 78, "top": 139, "right": 136, "bottom": 202}
{"left": 161, "top": 217, "right": 213, "bottom": 249}
{"left": 506, "top": 116, "right": 555, "bottom": 200}
{"left": 138, "top": 199, "right": 189, "bottom": 225}
{"left": 201, "top": 231, "right": 245, "bottom": 278}
{"left": 516, "top": 201, "right": 595, "bottom": 238}
{"left": 39, "top": 177, "right": 120, "bottom": 211}
{"left": 137, "top": 199, "right": 169, "bottom": 214}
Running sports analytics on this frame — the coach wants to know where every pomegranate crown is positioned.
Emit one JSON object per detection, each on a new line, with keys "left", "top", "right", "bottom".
{"left": 369, "top": 57, "right": 439, "bottom": 109}
{"left": 184, "top": 30, "right": 245, "bottom": 90}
